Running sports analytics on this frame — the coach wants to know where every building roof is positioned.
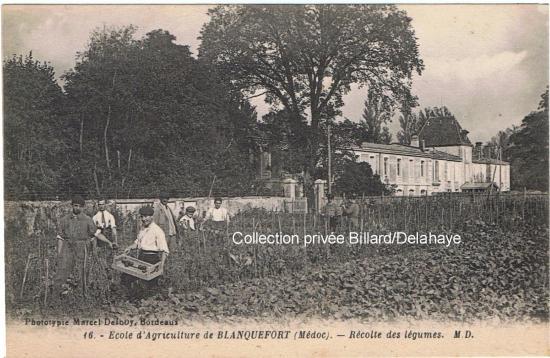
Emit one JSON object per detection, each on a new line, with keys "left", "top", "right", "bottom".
{"left": 460, "top": 182, "right": 499, "bottom": 190}
{"left": 349, "top": 142, "right": 463, "bottom": 162}
{"left": 472, "top": 158, "right": 509, "bottom": 165}
{"left": 418, "top": 116, "right": 473, "bottom": 147}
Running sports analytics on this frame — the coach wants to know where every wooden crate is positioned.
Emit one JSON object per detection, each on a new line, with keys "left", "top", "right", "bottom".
{"left": 112, "top": 254, "right": 163, "bottom": 281}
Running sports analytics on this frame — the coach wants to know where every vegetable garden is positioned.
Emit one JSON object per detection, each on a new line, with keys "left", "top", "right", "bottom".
{"left": 5, "top": 193, "right": 548, "bottom": 322}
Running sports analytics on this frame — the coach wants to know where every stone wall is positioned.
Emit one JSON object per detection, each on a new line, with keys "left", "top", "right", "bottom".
{"left": 4, "top": 196, "right": 297, "bottom": 237}
{"left": 114, "top": 196, "right": 289, "bottom": 217}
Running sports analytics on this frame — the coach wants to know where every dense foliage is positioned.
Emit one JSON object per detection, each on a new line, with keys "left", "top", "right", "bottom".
{"left": 333, "top": 160, "right": 390, "bottom": 197}
{"left": 120, "top": 221, "right": 548, "bottom": 322}
{"left": 479, "top": 88, "right": 549, "bottom": 191}
{"left": 361, "top": 90, "right": 392, "bottom": 144}
{"left": 200, "top": 5, "right": 424, "bottom": 196}
{"left": 506, "top": 88, "right": 549, "bottom": 191}
{"left": 397, "top": 106, "right": 454, "bottom": 145}
{"left": 6, "top": 194, "right": 548, "bottom": 321}
{"left": 3, "top": 53, "right": 68, "bottom": 198}
{"left": 4, "top": 27, "right": 259, "bottom": 200}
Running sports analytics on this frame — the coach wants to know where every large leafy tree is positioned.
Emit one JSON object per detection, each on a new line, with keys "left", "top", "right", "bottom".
{"left": 258, "top": 109, "right": 309, "bottom": 177}
{"left": 199, "top": 5, "right": 424, "bottom": 196}
{"left": 333, "top": 160, "right": 390, "bottom": 197}
{"left": 63, "top": 26, "right": 258, "bottom": 198}
{"left": 362, "top": 90, "right": 392, "bottom": 144}
{"left": 62, "top": 26, "right": 141, "bottom": 196}
{"left": 507, "top": 88, "right": 549, "bottom": 191}
{"left": 397, "top": 106, "right": 454, "bottom": 144}
{"left": 3, "top": 53, "right": 67, "bottom": 199}
{"left": 4, "top": 27, "right": 259, "bottom": 200}
{"left": 483, "top": 126, "right": 518, "bottom": 160}
{"left": 397, "top": 111, "right": 417, "bottom": 145}
{"left": 314, "top": 119, "right": 370, "bottom": 182}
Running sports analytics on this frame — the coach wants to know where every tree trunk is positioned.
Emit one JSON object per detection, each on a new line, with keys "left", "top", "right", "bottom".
{"left": 127, "top": 148, "right": 132, "bottom": 172}
{"left": 79, "top": 115, "right": 84, "bottom": 156}
{"left": 93, "top": 163, "right": 101, "bottom": 197}
{"left": 304, "top": 110, "right": 322, "bottom": 206}
{"left": 104, "top": 70, "right": 117, "bottom": 180}
{"left": 104, "top": 105, "right": 111, "bottom": 179}
{"left": 121, "top": 149, "right": 132, "bottom": 191}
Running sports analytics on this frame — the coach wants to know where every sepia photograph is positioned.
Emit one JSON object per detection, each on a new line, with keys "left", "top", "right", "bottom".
{"left": 2, "top": 3, "right": 549, "bottom": 356}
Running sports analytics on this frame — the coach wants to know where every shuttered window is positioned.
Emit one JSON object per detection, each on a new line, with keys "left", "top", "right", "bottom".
{"left": 397, "top": 158, "right": 401, "bottom": 176}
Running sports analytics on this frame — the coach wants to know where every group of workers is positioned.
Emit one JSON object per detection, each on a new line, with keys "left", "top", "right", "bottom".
{"left": 322, "top": 194, "right": 362, "bottom": 232}
{"left": 52, "top": 194, "right": 230, "bottom": 300}
{"left": 52, "top": 192, "right": 361, "bottom": 301}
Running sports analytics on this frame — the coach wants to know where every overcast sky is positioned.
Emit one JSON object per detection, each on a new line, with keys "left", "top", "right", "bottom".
{"left": 2, "top": 4, "right": 548, "bottom": 142}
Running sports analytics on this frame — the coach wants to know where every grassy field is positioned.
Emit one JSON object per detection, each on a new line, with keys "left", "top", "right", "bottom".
{"left": 5, "top": 194, "right": 548, "bottom": 322}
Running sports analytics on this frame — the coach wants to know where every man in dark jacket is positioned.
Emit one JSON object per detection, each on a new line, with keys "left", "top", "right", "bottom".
{"left": 153, "top": 193, "right": 178, "bottom": 251}
{"left": 322, "top": 194, "right": 341, "bottom": 233}
{"left": 53, "top": 195, "right": 109, "bottom": 298}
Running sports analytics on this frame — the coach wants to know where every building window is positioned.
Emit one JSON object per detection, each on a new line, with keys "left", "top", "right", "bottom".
{"left": 421, "top": 161, "right": 424, "bottom": 177}
{"left": 384, "top": 157, "right": 388, "bottom": 176}
{"left": 369, "top": 155, "right": 376, "bottom": 173}
{"left": 434, "top": 160, "right": 439, "bottom": 181}
{"left": 444, "top": 162, "right": 448, "bottom": 181}
{"left": 453, "top": 164, "right": 456, "bottom": 181}
{"left": 409, "top": 189, "right": 415, "bottom": 196}
{"left": 409, "top": 159, "right": 414, "bottom": 179}
{"left": 397, "top": 158, "right": 401, "bottom": 176}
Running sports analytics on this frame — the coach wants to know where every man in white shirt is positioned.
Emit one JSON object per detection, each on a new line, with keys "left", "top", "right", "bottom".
{"left": 92, "top": 199, "right": 118, "bottom": 249}
{"left": 122, "top": 206, "right": 169, "bottom": 294}
{"left": 203, "top": 197, "right": 230, "bottom": 232}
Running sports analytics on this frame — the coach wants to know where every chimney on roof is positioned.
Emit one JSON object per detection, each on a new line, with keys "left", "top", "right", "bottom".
{"left": 421, "top": 140, "right": 426, "bottom": 152}
{"left": 411, "top": 135, "right": 419, "bottom": 148}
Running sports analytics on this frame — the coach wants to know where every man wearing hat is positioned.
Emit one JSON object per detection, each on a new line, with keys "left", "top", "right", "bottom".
{"left": 153, "top": 193, "right": 178, "bottom": 251}
{"left": 122, "top": 206, "right": 169, "bottom": 293}
{"left": 92, "top": 199, "right": 118, "bottom": 249}
{"left": 53, "top": 195, "right": 103, "bottom": 298}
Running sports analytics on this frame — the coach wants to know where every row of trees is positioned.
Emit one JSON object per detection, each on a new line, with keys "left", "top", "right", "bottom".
{"left": 396, "top": 106, "right": 454, "bottom": 145}
{"left": 486, "top": 89, "right": 548, "bottom": 191}
{"left": 5, "top": 5, "right": 546, "bottom": 200}
{"left": 5, "top": 5, "right": 424, "bottom": 200}
{"left": 4, "top": 29, "right": 260, "bottom": 199}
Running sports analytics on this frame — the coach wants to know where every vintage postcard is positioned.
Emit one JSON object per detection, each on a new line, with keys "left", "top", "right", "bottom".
{"left": 2, "top": 4, "right": 549, "bottom": 357}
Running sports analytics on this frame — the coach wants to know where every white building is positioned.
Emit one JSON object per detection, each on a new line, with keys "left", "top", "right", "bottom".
{"left": 352, "top": 116, "right": 510, "bottom": 195}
